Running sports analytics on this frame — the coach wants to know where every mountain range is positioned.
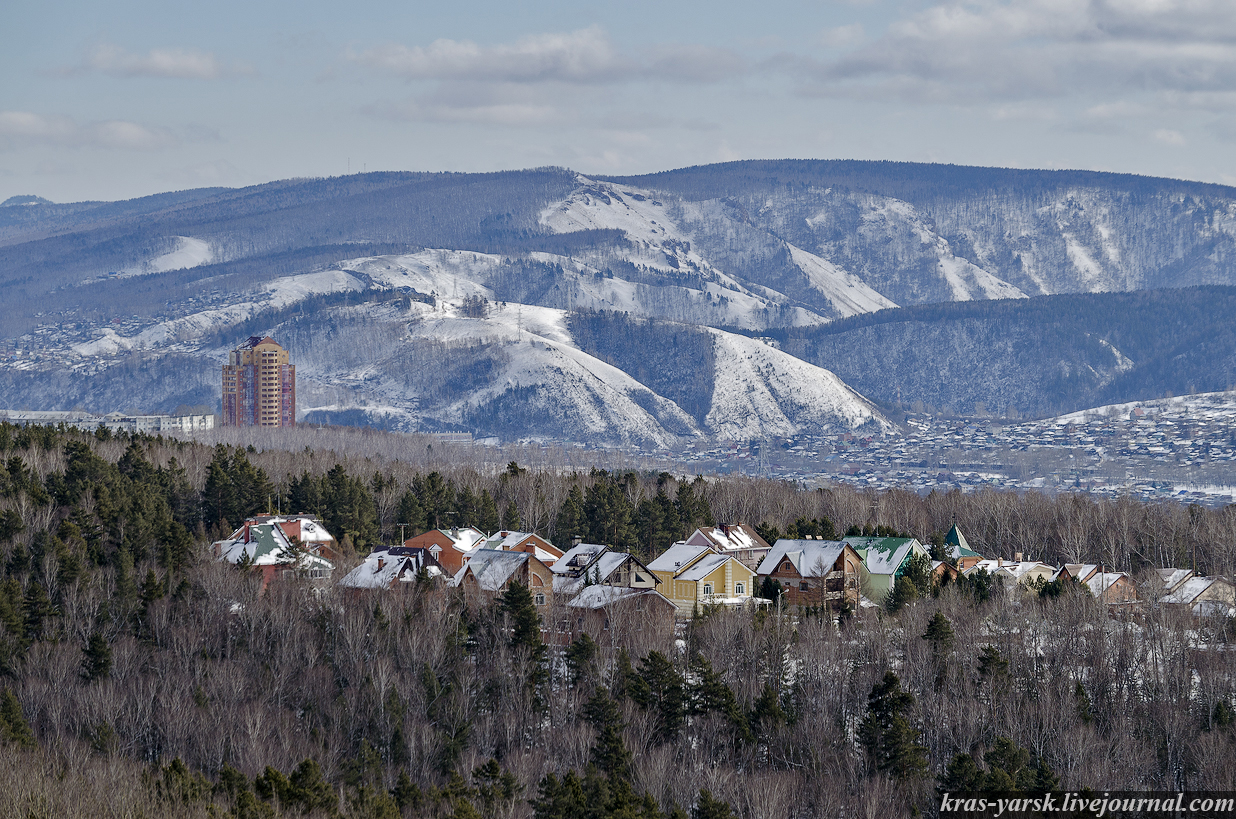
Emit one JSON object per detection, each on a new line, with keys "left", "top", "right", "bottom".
{"left": 4, "top": 160, "right": 1236, "bottom": 445}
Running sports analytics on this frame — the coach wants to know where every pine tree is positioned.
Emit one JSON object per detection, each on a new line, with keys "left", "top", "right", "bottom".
{"left": 858, "top": 671, "right": 927, "bottom": 780}
{"left": 922, "top": 610, "right": 955, "bottom": 652}
{"left": 81, "top": 631, "right": 113, "bottom": 682}
{"left": 502, "top": 500, "right": 520, "bottom": 531}
{"left": 691, "top": 790, "right": 734, "bottom": 819}
{"left": 554, "top": 485, "right": 586, "bottom": 543}
{"left": 583, "top": 688, "right": 632, "bottom": 780}
{"left": 0, "top": 689, "right": 35, "bottom": 747}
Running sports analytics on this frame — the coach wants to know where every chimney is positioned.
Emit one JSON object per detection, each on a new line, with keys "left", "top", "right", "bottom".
{"left": 572, "top": 535, "right": 582, "bottom": 547}
{"left": 997, "top": 557, "right": 1003, "bottom": 568}
{"left": 1014, "top": 552, "right": 1023, "bottom": 563}
{"left": 377, "top": 558, "right": 385, "bottom": 570}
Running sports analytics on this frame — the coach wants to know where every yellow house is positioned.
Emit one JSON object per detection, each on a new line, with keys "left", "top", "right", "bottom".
{"left": 647, "top": 542, "right": 757, "bottom": 616}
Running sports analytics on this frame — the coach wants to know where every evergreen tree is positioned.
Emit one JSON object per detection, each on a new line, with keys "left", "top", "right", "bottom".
{"left": 502, "top": 499, "right": 520, "bottom": 531}
{"left": 477, "top": 490, "right": 500, "bottom": 533}
{"left": 81, "top": 631, "right": 113, "bottom": 682}
{"left": 858, "top": 671, "right": 927, "bottom": 780}
{"left": 0, "top": 689, "right": 35, "bottom": 747}
{"left": 583, "top": 688, "right": 632, "bottom": 779}
{"left": 396, "top": 489, "right": 427, "bottom": 536}
{"left": 630, "top": 651, "right": 685, "bottom": 743}
{"left": 554, "top": 485, "right": 586, "bottom": 542}
{"left": 498, "top": 582, "right": 544, "bottom": 654}
{"left": 922, "top": 610, "right": 955, "bottom": 652}
{"left": 691, "top": 790, "right": 734, "bottom": 819}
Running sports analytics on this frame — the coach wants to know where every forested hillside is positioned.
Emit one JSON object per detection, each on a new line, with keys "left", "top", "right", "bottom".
{"left": 765, "top": 286, "right": 1236, "bottom": 418}
{"left": 0, "top": 425, "right": 1235, "bottom": 816}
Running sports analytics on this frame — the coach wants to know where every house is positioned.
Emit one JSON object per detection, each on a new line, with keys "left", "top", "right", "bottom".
{"left": 338, "top": 546, "right": 447, "bottom": 591}
{"left": 1155, "top": 568, "right": 1195, "bottom": 596}
{"left": 757, "top": 539, "right": 863, "bottom": 610}
{"left": 565, "top": 586, "right": 676, "bottom": 646}
{"left": 684, "top": 524, "right": 772, "bottom": 570}
{"left": 844, "top": 536, "right": 930, "bottom": 601}
{"left": 479, "top": 530, "right": 563, "bottom": 564}
{"left": 943, "top": 524, "right": 983, "bottom": 571}
{"left": 932, "top": 560, "right": 960, "bottom": 585}
{"left": 647, "top": 542, "right": 757, "bottom": 616}
{"left": 221, "top": 514, "right": 341, "bottom": 561}
{"left": 213, "top": 522, "right": 333, "bottom": 591}
{"left": 965, "top": 558, "right": 1055, "bottom": 587}
{"left": 1162, "top": 576, "right": 1236, "bottom": 616}
{"left": 403, "top": 526, "right": 487, "bottom": 576}
{"left": 1085, "top": 571, "right": 1139, "bottom": 605}
{"left": 453, "top": 548, "right": 555, "bottom": 609}
{"left": 550, "top": 542, "right": 659, "bottom": 596}
{"left": 1052, "top": 564, "right": 1102, "bottom": 584}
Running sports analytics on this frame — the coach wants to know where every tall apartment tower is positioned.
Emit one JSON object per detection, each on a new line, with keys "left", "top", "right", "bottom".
{"left": 222, "top": 336, "right": 296, "bottom": 427}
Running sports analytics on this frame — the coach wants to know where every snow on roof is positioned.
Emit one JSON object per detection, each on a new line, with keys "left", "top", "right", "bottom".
{"left": 694, "top": 524, "right": 765, "bottom": 553}
{"left": 758, "top": 539, "right": 846, "bottom": 577}
{"left": 218, "top": 523, "right": 295, "bottom": 566}
{"left": 455, "top": 549, "right": 528, "bottom": 591}
{"left": 1163, "top": 576, "right": 1224, "bottom": 605}
{"left": 338, "top": 547, "right": 439, "bottom": 589}
{"left": 1157, "top": 568, "right": 1193, "bottom": 591}
{"left": 944, "top": 524, "right": 980, "bottom": 558}
{"left": 568, "top": 586, "right": 672, "bottom": 610}
{"left": 647, "top": 542, "right": 711, "bottom": 573}
{"left": 846, "top": 536, "right": 920, "bottom": 576}
{"left": 448, "top": 527, "right": 487, "bottom": 552}
{"left": 678, "top": 552, "right": 733, "bottom": 582}
{"left": 553, "top": 542, "right": 608, "bottom": 575}
{"left": 1085, "top": 571, "right": 1128, "bottom": 597}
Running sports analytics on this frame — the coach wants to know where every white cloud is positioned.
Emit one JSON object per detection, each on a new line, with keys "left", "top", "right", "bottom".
{"left": 351, "top": 26, "right": 744, "bottom": 84}
{"left": 790, "top": 0, "right": 1236, "bottom": 107}
{"left": 1152, "top": 128, "right": 1186, "bottom": 144}
{"left": 72, "top": 43, "right": 251, "bottom": 79}
{"left": 0, "top": 111, "right": 181, "bottom": 151}
{"left": 819, "top": 24, "right": 864, "bottom": 48}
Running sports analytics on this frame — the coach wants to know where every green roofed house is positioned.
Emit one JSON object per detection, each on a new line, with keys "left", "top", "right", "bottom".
{"left": 944, "top": 524, "right": 983, "bottom": 570}
{"left": 843, "top": 535, "right": 930, "bottom": 603}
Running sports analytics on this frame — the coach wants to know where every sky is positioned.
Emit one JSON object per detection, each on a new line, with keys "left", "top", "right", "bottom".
{"left": 4, "top": 0, "right": 1236, "bottom": 203}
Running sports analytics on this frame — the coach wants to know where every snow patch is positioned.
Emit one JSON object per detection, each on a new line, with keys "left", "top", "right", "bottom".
{"left": 785, "top": 244, "right": 897, "bottom": 316}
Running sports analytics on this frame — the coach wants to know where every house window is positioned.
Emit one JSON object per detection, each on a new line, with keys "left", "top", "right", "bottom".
{"left": 534, "top": 593, "right": 546, "bottom": 606}
{"left": 703, "top": 583, "right": 713, "bottom": 597}
{"left": 800, "top": 582, "right": 809, "bottom": 591}
{"left": 735, "top": 582, "right": 745, "bottom": 595}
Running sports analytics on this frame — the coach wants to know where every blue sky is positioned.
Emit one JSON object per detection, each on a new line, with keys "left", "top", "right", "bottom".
{"left": 4, "top": 0, "right": 1236, "bottom": 202}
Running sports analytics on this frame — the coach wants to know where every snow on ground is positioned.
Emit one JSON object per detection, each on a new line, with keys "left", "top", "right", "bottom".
{"left": 119, "top": 236, "right": 214, "bottom": 277}
{"left": 1052, "top": 390, "right": 1236, "bottom": 425}
{"left": 785, "top": 243, "right": 897, "bottom": 316}
{"left": 341, "top": 250, "right": 502, "bottom": 298}
{"left": 705, "top": 330, "right": 892, "bottom": 440}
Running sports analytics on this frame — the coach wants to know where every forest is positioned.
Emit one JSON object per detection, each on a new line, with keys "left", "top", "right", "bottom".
{"left": 1, "top": 422, "right": 1235, "bottom": 818}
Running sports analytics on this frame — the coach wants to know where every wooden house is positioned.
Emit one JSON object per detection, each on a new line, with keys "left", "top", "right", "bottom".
{"left": 757, "top": 539, "right": 863, "bottom": 610}
{"left": 844, "top": 536, "right": 930, "bottom": 601}
{"left": 1162, "top": 576, "right": 1236, "bottom": 616}
{"left": 403, "top": 526, "right": 487, "bottom": 576}
{"left": 479, "top": 530, "right": 563, "bottom": 564}
{"left": 566, "top": 586, "right": 676, "bottom": 646}
{"left": 550, "top": 542, "right": 659, "bottom": 596}
{"left": 1084, "top": 571, "right": 1140, "bottom": 605}
{"left": 213, "top": 521, "right": 334, "bottom": 592}
{"left": 453, "top": 548, "right": 555, "bottom": 609}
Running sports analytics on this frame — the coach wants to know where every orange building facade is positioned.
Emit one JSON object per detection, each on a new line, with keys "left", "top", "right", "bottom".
{"left": 222, "top": 336, "right": 295, "bottom": 427}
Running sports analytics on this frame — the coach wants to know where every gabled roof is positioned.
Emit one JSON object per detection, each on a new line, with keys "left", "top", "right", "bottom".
{"left": 551, "top": 542, "right": 608, "bottom": 576}
{"left": 647, "top": 542, "right": 713, "bottom": 574}
{"left": 553, "top": 551, "right": 657, "bottom": 596}
{"left": 845, "top": 536, "right": 923, "bottom": 576}
{"left": 1086, "top": 571, "right": 1131, "bottom": 598}
{"left": 1156, "top": 568, "right": 1194, "bottom": 592}
{"left": 567, "top": 586, "right": 675, "bottom": 610}
{"left": 758, "top": 539, "right": 848, "bottom": 578}
{"left": 1163, "top": 576, "right": 1232, "bottom": 605}
{"left": 217, "top": 523, "right": 333, "bottom": 571}
{"left": 677, "top": 552, "right": 734, "bottom": 582}
{"left": 339, "top": 546, "right": 444, "bottom": 589}
{"left": 689, "top": 524, "right": 770, "bottom": 554}
{"left": 1053, "top": 564, "right": 1100, "bottom": 583}
{"left": 454, "top": 549, "right": 529, "bottom": 591}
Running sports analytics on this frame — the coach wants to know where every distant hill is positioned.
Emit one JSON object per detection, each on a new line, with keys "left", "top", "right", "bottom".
{"left": 4, "top": 160, "right": 1236, "bottom": 442}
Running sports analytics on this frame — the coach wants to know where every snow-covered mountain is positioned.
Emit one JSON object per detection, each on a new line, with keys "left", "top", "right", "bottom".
{"left": 6, "top": 159, "right": 1236, "bottom": 440}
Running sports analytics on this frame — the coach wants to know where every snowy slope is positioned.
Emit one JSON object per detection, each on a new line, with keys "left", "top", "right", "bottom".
{"left": 705, "top": 332, "right": 892, "bottom": 440}
{"left": 784, "top": 244, "right": 897, "bottom": 316}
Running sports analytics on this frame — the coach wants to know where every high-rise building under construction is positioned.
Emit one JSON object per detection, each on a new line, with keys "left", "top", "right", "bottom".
{"left": 222, "top": 336, "right": 295, "bottom": 427}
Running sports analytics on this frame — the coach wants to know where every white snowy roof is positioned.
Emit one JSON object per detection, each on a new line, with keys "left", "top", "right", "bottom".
{"left": 1053, "top": 564, "right": 1099, "bottom": 582}
{"left": 647, "top": 542, "right": 712, "bottom": 574}
{"left": 446, "top": 527, "right": 487, "bottom": 552}
{"left": 552, "top": 542, "right": 607, "bottom": 575}
{"left": 567, "top": 586, "right": 673, "bottom": 610}
{"left": 678, "top": 552, "right": 733, "bottom": 582}
{"left": 692, "top": 525, "right": 766, "bottom": 553}
{"left": 1085, "top": 571, "right": 1129, "bottom": 597}
{"left": 849, "top": 537, "right": 921, "bottom": 577}
{"left": 338, "top": 548, "right": 441, "bottom": 589}
{"left": 1157, "top": 568, "right": 1194, "bottom": 591}
{"left": 482, "top": 530, "right": 537, "bottom": 550}
{"left": 217, "top": 523, "right": 297, "bottom": 567}
{"left": 454, "top": 549, "right": 528, "bottom": 591}
{"left": 1163, "top": 576, "right": 1226, "bottom": 605}
{"left": 758, "top": 540, "right": 846, "bottom": 577}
